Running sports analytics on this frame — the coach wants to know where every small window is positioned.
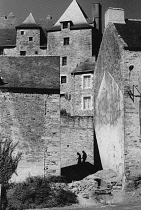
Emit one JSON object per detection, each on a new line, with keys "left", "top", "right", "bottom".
{"left": 21, "top": 31, "right": 24, "bottom": 35}
{"left": 63, "top": 22, "right": 68, "bottom": 29}
{"left": 61, "top": 76, "right": 67, "bottom": 84}
{"left": 64, "top": 37, "right": 69, "bottom": 45}
{"left": 29, "top": 37, "right": 33, "bottom": 41}
{"left": 83, "top": 96, "right": 92, "bottom": 110}
{"left": 62, "top": 57, "right": 67, "bottom": 66}
{"left": 20, "top": 51, "right": 26, "bottom": 56}
{"left": 83, "top": 75, "right": 92, "bottom": 89}
{"left": 35, "top": 51, "right": 38, "bottom": 55}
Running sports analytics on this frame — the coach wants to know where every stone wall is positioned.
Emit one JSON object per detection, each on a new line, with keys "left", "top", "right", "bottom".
{"left": 122, "top": 50, "right": 141, "bottom": 180}
{"left": 0, "top": 91, "right": 60, "bottom": 182}
{"left": 47, "top": 28, "right": 93, "bottom": 112}
{"left": 16, "top": 29, "right": 40, "bottom": 55}
{"left": 61, "top": 116, "right": 94, "bottom": 168}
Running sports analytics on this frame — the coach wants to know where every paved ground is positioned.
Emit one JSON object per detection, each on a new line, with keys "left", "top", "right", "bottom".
{"left": 27, "top": 201, "right": 141, "bottom": 210}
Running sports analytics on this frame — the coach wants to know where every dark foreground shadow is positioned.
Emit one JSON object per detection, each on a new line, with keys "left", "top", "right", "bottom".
{"left": 61, "top": 162, "right": 98, "bottom": 183}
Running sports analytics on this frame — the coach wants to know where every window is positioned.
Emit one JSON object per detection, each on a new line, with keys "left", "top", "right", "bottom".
{"left": 63, "top": 22, "right": 68, "bottom": 29}
{"left": 83, "top": 74, "right": 92, "bottom": 89}
{"left": 20, "top": 51, "right": 26, "bottom": 56}
{"left": 62, "top": 57, "right": 67, "bottom": 66}
{"left": 35, "top": 51, "right": 38, "bottom": 55}
{"left": 83, "top": 96, "right": 92, "bottom": 110}
{"left": 64, "top": 37, "right": 69, "bottom": 45}
{"left": 21, "top": 31, "right": 24, "bottom": 35}
{"left": 29, "top": 37, "right": 33, "bottom": 41}
{"left": 61, "top": 76, "right": 67, "bottom": 84}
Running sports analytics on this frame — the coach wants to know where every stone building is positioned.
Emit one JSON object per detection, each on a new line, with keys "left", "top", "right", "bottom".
{"left": 0, "top": 0, "right": 102, "bottom": 181}
{"left": 94, "top": 7, "right": 141, "bottom": 182}
{"left": 0, "top": 56, "right": 60, "bottom": 182}
{"left": 47, "top": 0, "right": 102, "bottom": 115}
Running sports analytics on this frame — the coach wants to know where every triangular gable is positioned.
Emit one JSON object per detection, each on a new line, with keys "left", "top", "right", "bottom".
{"left": 54, "top": 0, "right": 88, "bottom": 26}
{"left": 23, "top": 13, "right": 36, "bottom": 24}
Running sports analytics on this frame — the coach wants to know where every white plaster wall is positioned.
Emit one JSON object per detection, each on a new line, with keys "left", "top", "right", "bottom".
{"left": 95, "top": 71, "right": 124, "bottom": 178}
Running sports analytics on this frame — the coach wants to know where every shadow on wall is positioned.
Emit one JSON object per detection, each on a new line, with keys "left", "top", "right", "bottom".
{"left": 94, "top": 129, "right": 103, "bottom": 172}
{"left": 61, "top": 129, "right": 103, "bottom": 183}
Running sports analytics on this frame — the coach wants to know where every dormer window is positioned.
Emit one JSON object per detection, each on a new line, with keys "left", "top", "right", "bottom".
{"left": 29, "top": 37, "right": 33, "bottom": 41}
{"left": 63, "top": 22, "right": 68, "bottom": 29}
{"left": 61, "top": 21, "right": 72, "bottom": 30}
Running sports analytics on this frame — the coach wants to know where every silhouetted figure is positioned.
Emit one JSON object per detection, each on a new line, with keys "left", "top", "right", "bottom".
{"left": 77, "top": 152, "right": 81, "bottom": 165}
{"left": 82, "top": 151, "right": 87, "bottom": 163}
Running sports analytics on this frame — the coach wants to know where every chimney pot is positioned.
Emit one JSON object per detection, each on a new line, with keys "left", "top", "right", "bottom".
{"left": 105, "top": 7, "right": 125, "bottom": 28}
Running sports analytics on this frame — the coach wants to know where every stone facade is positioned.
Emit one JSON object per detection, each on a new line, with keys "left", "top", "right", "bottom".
{"left": 122, "top": 50, "right": 141, "bottom": 180}
{"left": 61, "top": 116, "right": 94, "bottom": 167}
{"left": 47, "top": 29, "right": 93, "bottom": 97}
{"left": 0, "top": 92, "right": 60, "bottom": 182}
{"left": 71, "top": 73, "right": 94, "bottom": 116}
{"left": 94, "top": 19, "right": 141, "bottom": 182}
{"left": 16, "top": 29, "right": 40, "bottom": 55}
{"left": 0, "top": 56, "right": 60, "bottom": 182}
{"left": 0, "top": 0, "right": 103, "bottom": 181}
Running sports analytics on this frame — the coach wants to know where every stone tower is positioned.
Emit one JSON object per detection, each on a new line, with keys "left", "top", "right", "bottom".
{"left": 16, "top": 13, "right": 41, "bottom": 55}
{"left": 47, "top": 0, "right": 96, "bottom": 114}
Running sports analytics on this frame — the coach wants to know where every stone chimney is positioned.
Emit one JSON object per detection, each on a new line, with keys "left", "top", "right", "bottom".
{"left": 105, "top": 7, "right": 125, "bottom": 28}
{"left": 92, "top": 3, "right": 102, "bottom": 33}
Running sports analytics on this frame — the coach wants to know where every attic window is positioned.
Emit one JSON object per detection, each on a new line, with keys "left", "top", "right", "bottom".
{"left": 29, "top": 37, "right": 33, "bottom": 41}
{"left": 21, "top": 31, "right": 24, "bottom": 35}
{"left": 63, "top": 22, "right": 68, "bottom": 29}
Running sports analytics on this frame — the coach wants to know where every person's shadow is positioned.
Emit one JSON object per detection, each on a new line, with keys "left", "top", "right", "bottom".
{"left": 61, "top": 151, "right": 97, "bottom": 182}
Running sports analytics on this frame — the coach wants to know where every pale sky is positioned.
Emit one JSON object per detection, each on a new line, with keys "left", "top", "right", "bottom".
{"left": 0, "top": 0, "right": 141, "bottom": 25}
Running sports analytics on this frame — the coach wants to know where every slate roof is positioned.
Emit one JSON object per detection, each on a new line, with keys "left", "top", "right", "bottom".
{"left": 0, "top": 56, "right": 60, "bottom": 90}
{"left": 0, "top": 29, "right": 16, "bottom": 46}
{"left": 71, "top": 61, "right": 95, "bottom": 74}
{"left": 0, "top": 17, "right": 54, "bottom": 47}
{"left": 54, "top": 0, "right": 89, "bottom": 28}
{"left": 114, "top": 19, "right": 141, "bottom": 50}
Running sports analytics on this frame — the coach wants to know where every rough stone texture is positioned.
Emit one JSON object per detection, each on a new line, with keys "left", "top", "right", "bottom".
{"left": 47, "top": 28, "right": 93, "bottom": 113}
{"left": 16, "top": 29, "right": 40, "bottom": 55}
{"left": 122, "top": 50, "right": 141, "bottom": 180}
{"left": 61, "top": 116, "right": 94, "bottom": 167}
{"left": 71, "top": 73, "right": 94, "bottom": 116}
{"left": 0, "top": 92, "right": 60, "bottom": 182}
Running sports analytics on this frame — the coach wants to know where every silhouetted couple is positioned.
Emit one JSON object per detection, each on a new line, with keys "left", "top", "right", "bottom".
{"left": 77, "top": 151, "right": 87, "bottom": 165}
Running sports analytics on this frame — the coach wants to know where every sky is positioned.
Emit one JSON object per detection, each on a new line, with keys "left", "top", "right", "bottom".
{"left": 0, "top": 0, "right": 141, "bottom": 26}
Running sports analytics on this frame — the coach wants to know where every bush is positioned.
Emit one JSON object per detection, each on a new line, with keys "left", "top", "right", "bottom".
{"left": 7, "top": 176, "right": 78, "bottom": 210}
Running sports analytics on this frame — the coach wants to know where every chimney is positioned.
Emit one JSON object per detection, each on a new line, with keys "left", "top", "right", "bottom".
{"left": 92, "top": 3, "right": 102, "bottom": 33}
{"left": 105, "top": 7, "right": 125, "bottom": 28}
{"left": 47, "top": 15, "right": 52, "bottom": 20}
